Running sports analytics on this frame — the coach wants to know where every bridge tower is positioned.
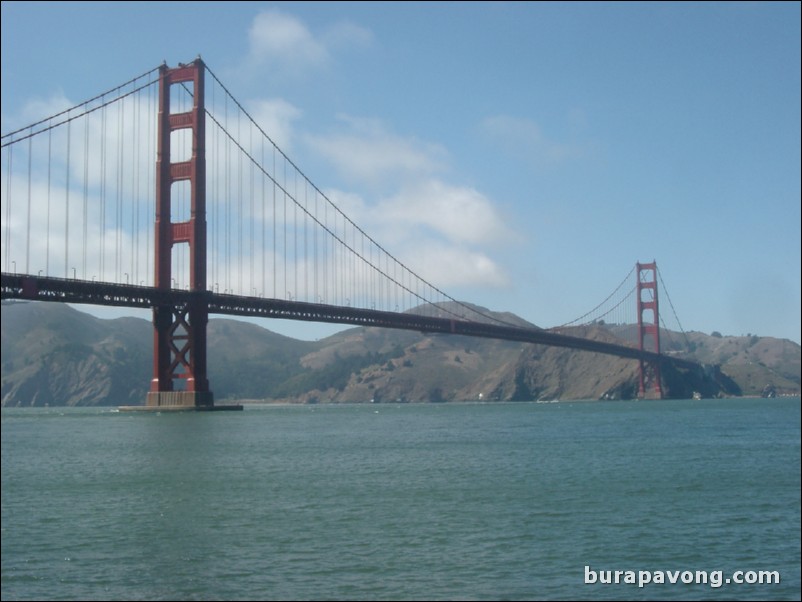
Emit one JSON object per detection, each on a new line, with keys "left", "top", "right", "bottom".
{"left": 146, "top": 59, "right": 213, "bottom": 408}
{"left": 636, "top": 261, "right": 662, "bottom": 399}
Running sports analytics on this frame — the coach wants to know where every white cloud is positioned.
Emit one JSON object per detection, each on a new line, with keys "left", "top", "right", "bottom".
{"left": 480, "top": 114, "right": 583, "bottom": 166}
{"left": 1, "top": 91, "right": 72, "bottom": 134}
{"left": 246, "top": 98, "right": 302, "bottom": 152}
{"left": 395, "top": 240, "right": 510, "bottom": 289}
{"left": 306, "top": 115, "right": 447, "bottom": 186}
{"left": 376, "top": 179, "right": 513, "bottom": 246}
{"left": 322, "top": 20, "right": 375, "bottom": 51}
{"left": 325, "top": 188, "right": 368, "bottom": 221}
{"left": 323, "top": 182, "right": 513, "bottom": 290}
{"left": 246, "top": 10, "right": 373, "bottom": 76}
{"left": 248, "top": 10, "right": 328, "bottom": 70}
{"left": 303, "top": 113, "right": 516, "bottom": 291}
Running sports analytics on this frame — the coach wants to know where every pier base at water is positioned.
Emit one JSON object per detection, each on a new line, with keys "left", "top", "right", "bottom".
{"left": 119, "top": 391, "right": 243, "bottom": 412}
{"left": 145, "top": 390, "right": 215, "bottom": 408}
{"left": 119, "top": 405, "right": 243, "bottom": 412}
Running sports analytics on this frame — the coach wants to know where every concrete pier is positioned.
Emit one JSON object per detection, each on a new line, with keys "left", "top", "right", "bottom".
{"left": 119, "top": 391, "right": 242, "bottom": 412}
{"left": 118, "top": 404, "right": 243, "bottom": 412}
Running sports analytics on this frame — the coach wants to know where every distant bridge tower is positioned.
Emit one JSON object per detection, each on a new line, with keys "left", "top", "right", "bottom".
{"left": 636, "top": 261, "right": 662, "bottom": 399}
{"left": 147, "top": 59, "right": 213, "bottom": 408}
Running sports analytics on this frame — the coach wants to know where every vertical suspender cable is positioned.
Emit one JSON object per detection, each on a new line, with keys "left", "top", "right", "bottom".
{"left": 249, "top": 120, "right": 254, "bottom": 294}
{"left": 25, "top": 135, "right": 32, "bottom": 275}
{"left": 133, "top": 86, "right": 140, "bottom": 284}
{"left": 65, "top": 120, "right": 71, "bottom": 278}
{"left": 224, "top": 95, "right": 231, "bottom": 293}
{"left": 2, "top": 145, "right": 10, "bottom": 272}
{"left": 348, "top": 218, "right": 352, "bottom": 306}
{"left": 348, "top": 222, "right": 352, "bottom": 305}
{"left": 324, "top": 193, "right": 329, "bottom": 303}
{"left": 46, "top": 128, "right": 52, "bottom": 276}
{"left": 261, "top": 133, "right": 266, "bottom": 296}
{"left": 294, "top": 169, "right": 298, "bottom": 299}
{"left": 283, "top": 158, "right": 287, "bottom": 298}
{"left": 341, "top": 215, "right": 346, "bottom": 305}
{"left": 272, "top": 144, "right": 276, "bottom": 299}
{"left": 332, "top": 211, "right": 337, "bottom": 304}
{"left": 304, "top": 181, "right": 309, "bottom": 302}
{"left": 100, "top": 103, "right": 106, "bottom": 279}
{"left": 237, "top": 110, "right": 243, "bottom": 295}
{"left": 314, "top": 189, "right": 318, "bottom": 302}
{"left": 335, "top": 209, "right": 339, "bottom": 304}
{"left": 82, "top": 114, "right": 89, "bottom": 278}
{"left": 360, "top": 233, "right": 365, "bottom": 309}
{"left": 116, "top": 96, "right": 123, "bottom": 282}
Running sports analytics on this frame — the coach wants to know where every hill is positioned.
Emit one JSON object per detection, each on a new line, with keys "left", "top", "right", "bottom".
{"left": 1, "top": 301, "right": 799, "bottom": 406}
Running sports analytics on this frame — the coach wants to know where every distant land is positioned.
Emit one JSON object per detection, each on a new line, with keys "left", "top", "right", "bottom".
{"left": 1, "top": 301, "right": 799, "bottom": 407}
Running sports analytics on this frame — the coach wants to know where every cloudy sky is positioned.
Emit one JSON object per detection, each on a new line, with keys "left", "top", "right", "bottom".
{"left": 2, "top": 2, "right": 800, "bottom": 343}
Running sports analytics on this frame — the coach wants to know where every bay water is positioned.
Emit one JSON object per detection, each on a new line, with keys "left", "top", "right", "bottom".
{"left": 2, "top": 398, "right": 800, "bottom": 600}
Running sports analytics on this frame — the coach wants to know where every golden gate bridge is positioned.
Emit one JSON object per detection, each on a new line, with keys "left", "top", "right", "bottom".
{"left": 1, "top": 59, "right": 701, "bottom": 408}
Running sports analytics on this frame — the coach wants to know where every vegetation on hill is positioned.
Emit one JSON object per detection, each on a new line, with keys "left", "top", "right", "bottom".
{"left": 2, "top": 301, "right": 799, "bottom": 406}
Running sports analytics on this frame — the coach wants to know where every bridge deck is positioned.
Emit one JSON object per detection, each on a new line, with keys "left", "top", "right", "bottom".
{"left": 1, "top": 272, "right": 699, "bottom": 370}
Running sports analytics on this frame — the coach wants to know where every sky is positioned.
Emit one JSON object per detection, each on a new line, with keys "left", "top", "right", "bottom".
{"left": 2, "top": 1, "right": 800, "bottom": 344}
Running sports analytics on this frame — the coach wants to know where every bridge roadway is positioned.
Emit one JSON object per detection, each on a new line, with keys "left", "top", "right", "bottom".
{"left": 0, "top": 272, "right": 699, "bottom": 370}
